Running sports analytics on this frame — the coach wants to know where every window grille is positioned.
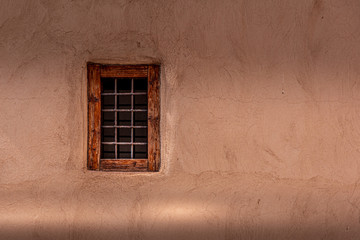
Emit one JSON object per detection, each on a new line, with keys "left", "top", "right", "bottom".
{"left": 101, "top": 77, "right": 148, "bottom": 159}
{"left": 87, "top": 64, "right": 160, "bottom": 171}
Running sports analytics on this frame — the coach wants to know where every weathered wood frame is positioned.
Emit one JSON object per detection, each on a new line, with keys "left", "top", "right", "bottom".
{"left": 87, "top": 63, "right": 160, "bottom": 171}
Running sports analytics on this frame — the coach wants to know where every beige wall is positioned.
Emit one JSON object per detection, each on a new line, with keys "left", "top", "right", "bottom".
{"left": 1, "top": 0, "right": 360, "bottom": 239}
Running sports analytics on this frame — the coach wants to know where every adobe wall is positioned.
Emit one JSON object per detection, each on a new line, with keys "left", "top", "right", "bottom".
{"left": 1, "top": 0, "right": 360, "bottom": 239}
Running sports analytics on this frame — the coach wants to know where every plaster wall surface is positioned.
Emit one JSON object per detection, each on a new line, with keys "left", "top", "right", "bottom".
{"left": 1, "top": 0, "right": 360, "bottom": 239}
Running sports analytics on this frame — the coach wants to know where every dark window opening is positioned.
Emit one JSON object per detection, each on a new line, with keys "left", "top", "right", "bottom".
{"left": 87, "top": 64, "right": 160, "bottom": 172}
{"left": 100, "top": 78, "right": 148, "bottom": 159}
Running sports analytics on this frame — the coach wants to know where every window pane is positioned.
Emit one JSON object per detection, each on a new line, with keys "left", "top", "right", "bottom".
{"left": 101, "top": 128, "right": 115, "bottom": 142}
{"left": 102, "top": 78, "right": 115, "bottom": 93}
{"left": 102, "top": 112, "right": 115, "bottom": 126}
{"left": 134, "top": 78, "right": 147, "bottom": 92}
{"left": 134, "top": 128, "right": 147, "bottom": 143}
{"left": 134, "top": 95, "right": 147, "bottom": 109}
{"left": 117, "top": 95, "right": 131, "bottom": 109}
{"left": 117, "top": 78, "right": 131, "bottom": 93}
{"left": 102, "top": 95, "right": 115, "bottom": 109}
{"left": 118, "top": 145, "right": 131, "bottom": 158}
{"left": 117, "top": 112, "right": 131, "bottom": 126}
{"left": 118, "top": 128, "right": 131, "bottom": 142}
{"left": 101, "top": 144, "right": 115, "bottom": 159}
{"left": 134, "top": 112, "right": 147, "bottom": 126}
{"left": 134, "top": 145, "right": 147, "bottom": 159}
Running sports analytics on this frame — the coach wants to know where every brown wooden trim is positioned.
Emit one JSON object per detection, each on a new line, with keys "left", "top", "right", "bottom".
{"left": 87, "top": 63, "right": 160, "bottom": 172}
{"left": 147, "top": 65, "right": 160, "bottom": 171}
{"left": 87, "top": 63, "right": 101, "bottom": 170}
{"left": 100, "top": 159, "right": 148, "bottom": 171}
{"left": 100, "top": 65, "right": 148, "bottom": 78}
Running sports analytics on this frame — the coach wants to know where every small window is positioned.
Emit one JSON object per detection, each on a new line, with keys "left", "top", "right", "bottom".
{"left": 87, "top": 63, "right": 160, "bottom": 171}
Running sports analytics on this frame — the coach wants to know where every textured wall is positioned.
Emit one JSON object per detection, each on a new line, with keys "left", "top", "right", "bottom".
{"left": 1, "top": 0, "right": 360, "bottom": 239}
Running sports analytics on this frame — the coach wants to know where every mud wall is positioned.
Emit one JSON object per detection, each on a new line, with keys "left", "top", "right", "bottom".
{"left": 1, "top": 0, "right": 360, "bottom": 239}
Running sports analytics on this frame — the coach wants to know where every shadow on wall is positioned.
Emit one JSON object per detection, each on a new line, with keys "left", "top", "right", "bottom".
{"left": 0, "top": 224, "right": 355, "bottom": 240}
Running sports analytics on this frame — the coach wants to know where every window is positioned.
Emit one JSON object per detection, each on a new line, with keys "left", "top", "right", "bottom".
{"left": 87, "top": 63, "right": 160, "bottom": 171}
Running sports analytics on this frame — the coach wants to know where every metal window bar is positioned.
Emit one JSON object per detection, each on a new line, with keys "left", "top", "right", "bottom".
{"left": 101, "top": 77, "right": 148, "bottom": 159}
{"left": 102, "top": 109, "right": 146, "bottom": 112}
{"left": 114, "top": 78, "right": 118, "bottom": 159}
{"left": 102, "top": 126, "right": 147, "bottom": 129}
{"left": 131, "top": 78, "right": 134, "bottom": 158}
{"left": 102, "top": 142, "right": 148, "bottom": 145}
{"left": 101, "top": 92, "right": 147, "bottom": 96}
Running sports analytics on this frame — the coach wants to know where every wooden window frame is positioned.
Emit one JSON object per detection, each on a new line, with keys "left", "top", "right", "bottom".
{"left": 87, "top": 63, "right": 160, "bottom": 171}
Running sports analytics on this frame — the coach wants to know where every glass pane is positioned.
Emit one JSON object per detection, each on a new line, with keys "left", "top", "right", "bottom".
{"left": 102, "top": 78, "right": 115, "bottom": 93}
{"left": 102, "top": 112, "right": 115, "bottom": 126}
{"left": 117, "top": 112, "right": 131, "bottom": 126}
{"left": 102, "top": 95, "right": 115, "bottom": 109}
{"left": 118, "top": 144, "right": 131, "bottom": 158}
{"left": 134, "top": 78, "right": 147, "bottom": 92}
{"left": 118, "top": 128, "right": 131, "bottom": 143}
{"left": 101, "top": 128, "right": 115, "bottom": 142}
{"left": 134, "top": 145, "right": 147, "bottom": 159}
{"left": 117, "top": 95, "right": 131, "bottom": 109}
{"left": 134, "top": 128, "right": 147, "bottom": 143}
{"left": 134, "top": 95, "right": 147, "bottom": 109}
{"left": 134, "top": 112, "right": 147, "bottom": 126}
{"left": 101, "top": 144, "right": 115, "bottom": 159}
{"left": 117, "top": 78, "right": 131, "bottom": 93}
